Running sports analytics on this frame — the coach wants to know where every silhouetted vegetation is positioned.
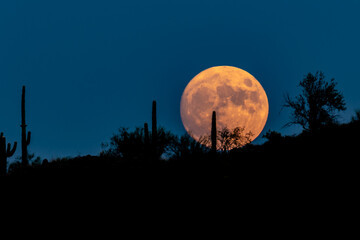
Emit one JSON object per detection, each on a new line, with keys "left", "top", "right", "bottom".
{"left": 0, "top": 132, "right": 17, "bottom": 176}
{"left": 200, "top": 126, "right": 253, "bottom": 151}
{"left": 0, "top": 72, "right": 359, "bottom": 190}
{"left": 284, "top": 71, "right": 346, "bottom": 132}
{"left": 5, "top": 117, "right": 358, "bottom": 186}
{"left": 21, "top": 86, "right": 31, "bottom": 166}
{"left": 101, "top": 126, "right": 178, "bottom": 161}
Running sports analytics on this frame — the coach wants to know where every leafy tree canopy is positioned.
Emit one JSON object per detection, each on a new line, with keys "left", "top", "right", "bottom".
{"left": 284, "top": 71, "right": 346, "bottom": 132}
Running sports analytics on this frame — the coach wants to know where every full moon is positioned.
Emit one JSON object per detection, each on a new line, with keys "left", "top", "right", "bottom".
{"left": 180, "top": 66, "right": 269, "bottom": 146}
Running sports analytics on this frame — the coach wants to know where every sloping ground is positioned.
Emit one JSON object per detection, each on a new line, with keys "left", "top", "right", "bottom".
{"left": 3, "top": 123, "right": 357, "bottom": 235}
{"left": 224, "top": 121, "right": 360, "bottom": 199}
{"left": 4, "top": 121, "right": 359, "bottom": 188}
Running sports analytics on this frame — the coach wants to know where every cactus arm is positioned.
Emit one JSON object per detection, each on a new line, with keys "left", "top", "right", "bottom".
{"left": 27, "top": 131, "right": 31, "bottom": 146}
{"left": 7, "top": 142, "right": 17, "bottom": 157}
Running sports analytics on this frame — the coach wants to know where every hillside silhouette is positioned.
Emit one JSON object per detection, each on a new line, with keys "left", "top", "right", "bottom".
{"left": 4, "top": 119, "right": 359, "bottom": 187}
{"left": 1, "top": 73, "right": 359, "bottom": 191}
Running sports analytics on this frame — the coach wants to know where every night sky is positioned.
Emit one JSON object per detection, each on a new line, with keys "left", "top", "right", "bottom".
{"left": 1, "top": 0, "right": 360, "bottom": 160}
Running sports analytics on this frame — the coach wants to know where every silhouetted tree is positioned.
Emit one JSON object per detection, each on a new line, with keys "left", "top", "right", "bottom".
{"left": 200, "top": 127, "right": 253, "bottom": 151}
{"left": 170, "top": 133, "right": 208, "bottom": 160}
{"left": 21, "top": 86, "right": 31, "bottom": 166}
{"left": 217, "top": 127, "right": 253, "bottom": 151}
{"left": 42, "top": 159, "right": 49, "bottom": 166}
{"left": 103, "top": 127, "right": 145, "bottom": 159}
{"left": 284, "top": 71, "right": 346, "bottom": 132}
{"left": 154, "top": 127, "right": 178, "bottom": 159}
{"left": 102, "top": 126, "right": 177, "bottom": 160}
{"left": 263, "top": 130, "right": 282, "bottom": 142}
{"left": 7, "top": 161, "right": 21, "bottom": 175}
{"left": 351, "top": 110, "right": 360, "bottom": 123}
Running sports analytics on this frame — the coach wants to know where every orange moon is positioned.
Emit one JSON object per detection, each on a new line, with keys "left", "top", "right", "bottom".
{"left": 180, "top": 66, "right": 269, "bottom": 145}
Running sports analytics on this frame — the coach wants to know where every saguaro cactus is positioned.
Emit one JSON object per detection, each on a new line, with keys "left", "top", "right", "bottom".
{"left": 152, "top": 100, "right": 157, "bottom": 145}
{"left": 21, "top": 86, "right": 31, "bottom": 166}
{"left": 211, "top": 111, "right": 217, "bottom": 152}
{"left": 0, "top": 133, "right": 17, "bottom": 176}
{"left": 151, "top": 101, "right": 158, "bottom": 159}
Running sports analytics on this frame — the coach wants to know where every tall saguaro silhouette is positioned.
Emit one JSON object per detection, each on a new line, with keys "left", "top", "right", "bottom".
{"left": 152, "top": 101, "right": 157, "bottom": 144}
{"left": 211, "top": 111, "right": 217, "bottom": 152}
{"left": 0, "top": 133, "right": 17, "bottom": 176}
{"left": 21, "top": 86, "right": 31, "bottom": 166}
{"left": 152, "top": 101, "right": 158, "bottom": 157}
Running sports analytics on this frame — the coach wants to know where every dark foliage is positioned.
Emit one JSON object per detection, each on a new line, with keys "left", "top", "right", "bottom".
{"left": 1, "top": 83, "right": 358, "bottom": 203}
{"left": 1, "top": 118, "right": 358, "bottom": 208}
{"left": 284, "top": 71, "right": 346, "bottom": 132}
{"left": 5, "top": 120, "right": 359, "bottom": 186}
{"left": 200, "top": 126, "right": 253, "bottom": 151}
{"left": 101, "top": 126, "right": 178, "bottom": 161}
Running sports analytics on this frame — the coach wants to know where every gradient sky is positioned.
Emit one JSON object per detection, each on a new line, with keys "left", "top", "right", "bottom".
{"left": 1, "top": 0, "right": 360, "bottom": 160}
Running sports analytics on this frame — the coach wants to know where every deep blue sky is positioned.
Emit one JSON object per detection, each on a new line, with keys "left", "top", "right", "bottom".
{"left": 1, "top": 0, "right": 360, "bottom": 160}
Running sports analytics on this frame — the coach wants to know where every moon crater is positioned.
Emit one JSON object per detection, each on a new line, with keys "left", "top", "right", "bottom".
{"left": 180, "top": 66, "right": 269, "bottom": 146}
